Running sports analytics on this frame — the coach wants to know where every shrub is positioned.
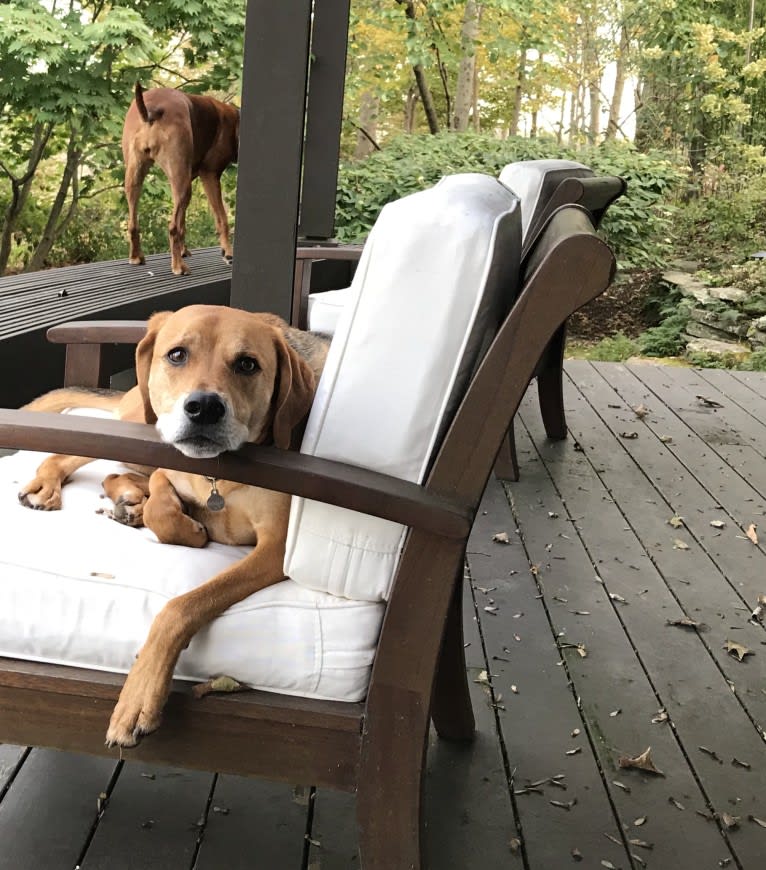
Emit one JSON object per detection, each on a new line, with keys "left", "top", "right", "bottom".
{"left": 584, "top": 332, "right": 640, "bottom": 361}
{"left": 334, "top": 134, "right": 685, "bottom": 269}
{"left": 638, "top": 291, "right": 694, "bottom": 357}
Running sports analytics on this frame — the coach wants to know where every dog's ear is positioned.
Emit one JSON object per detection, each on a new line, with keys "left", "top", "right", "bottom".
{"left": 271, "top": 332, "right": 316, "bottom": 450}
{"left": 135, "top": 311, "right": 172, "bottom": 424}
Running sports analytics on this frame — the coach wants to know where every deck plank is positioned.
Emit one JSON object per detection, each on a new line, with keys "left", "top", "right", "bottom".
{"left": 545, "top": 361, "right": 766, "bottom": 864}
{"left": 192, "top": 776, "right": 310, "bottom": 869}
{"left": 0, "top": 748, "right": 117, "bottom": 870}
{"left": 512, "top": 408, "right": 739, "bottom": 869}
{"left": 0, "top": 744, "right": 27, "bottom": 795}
{"left": 79, "top": 763, "right": 215, "bottom": 870}
{"left": 466, "top": 477, "right": 630, "bottom": 869}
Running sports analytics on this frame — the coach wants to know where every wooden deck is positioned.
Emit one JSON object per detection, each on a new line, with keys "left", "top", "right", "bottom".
{"left": 1, "top": 360, "right": 765, "bottom": 869}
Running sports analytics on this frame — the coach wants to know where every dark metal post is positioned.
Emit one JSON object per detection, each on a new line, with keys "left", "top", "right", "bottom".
{"left": 231, "top": 0, "right": 313, "bottom": 317}
{"left": 299, "top": 0, "right": 352, "bottom": 240}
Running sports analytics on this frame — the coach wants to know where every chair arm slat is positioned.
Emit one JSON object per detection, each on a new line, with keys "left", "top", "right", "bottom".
{"left": 0, "top": 410, "right": 472, "bottom": 540}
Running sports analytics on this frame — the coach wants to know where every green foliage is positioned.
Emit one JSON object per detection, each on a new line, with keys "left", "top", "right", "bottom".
{"left": 335, "top": 134, "right": 684, "bottom": 268}
{"left": 583, "top": 332, "right": 640, "bottom": 362}
{"left": 637, "top": 291, "right": 694, "bottom": 357}
{"left": 738, "top": 349, "right": 766, "bottom": 371}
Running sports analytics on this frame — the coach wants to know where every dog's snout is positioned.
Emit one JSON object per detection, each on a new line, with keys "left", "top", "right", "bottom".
{"left": 184, "top": 391, "right": 226, "bottom": 425}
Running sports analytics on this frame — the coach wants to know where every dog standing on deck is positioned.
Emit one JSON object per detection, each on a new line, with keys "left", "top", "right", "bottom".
{"left": 19, "top": 306, "right": 329, "bottom": 747}
{"left": 123, "top": 83, "right": 240, "bottom": 276}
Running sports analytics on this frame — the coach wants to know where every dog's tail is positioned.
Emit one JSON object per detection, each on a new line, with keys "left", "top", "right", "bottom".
{"left": 134, "top": 82, "right": 163, "bottom": 125}
{"left": 23, "top": 387, "right": 123, "bottom": 415}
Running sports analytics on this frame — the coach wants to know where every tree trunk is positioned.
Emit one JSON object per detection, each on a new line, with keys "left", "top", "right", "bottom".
{"left": 0, "top": 123, "right": 52, "bottom": 275}
{"left": 397, "top": 0, "right": 440, "bottom": 133}
{"left": 509, "top": 45, "right": 527, "bottom": 137}
{"left": 583, "top": 17, "right": 601, "bottom": 142}
{"left": 404, "top": 85, "right": 418, "bottom": 132}
{"left": 605, "top": 23, "right": 629, "bottom": 141}
{"left": 354, "top": 91, "right": 380, "bottom": 158}
{"left": 24, "top": 131, "right": 80, "bottom": 272}
{"left": 454, "top": 0, "right": 481, "bottom": 131}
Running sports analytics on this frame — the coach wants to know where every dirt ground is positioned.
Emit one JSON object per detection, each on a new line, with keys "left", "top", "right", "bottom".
{"left": 567, "top": 269, "right": 659, "bottom": 342}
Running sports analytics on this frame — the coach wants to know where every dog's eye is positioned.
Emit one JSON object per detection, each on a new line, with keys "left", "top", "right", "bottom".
{"left": 167, "top": 347, "right": 188, "bottom": 365}
{"left": 234, "top": 356, "right": 259, "bottom": 375}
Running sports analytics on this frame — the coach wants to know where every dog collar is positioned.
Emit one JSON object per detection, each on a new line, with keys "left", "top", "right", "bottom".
{"left": 205, "top": 477, "right": 225, "bottom": 511}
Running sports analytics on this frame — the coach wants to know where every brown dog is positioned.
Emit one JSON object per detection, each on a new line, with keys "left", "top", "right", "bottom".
{"left": 19, "top": 305, "right": 329, "bottom": 747}
{"left": 123, "top": 83, "right": 240, "bottom": 276}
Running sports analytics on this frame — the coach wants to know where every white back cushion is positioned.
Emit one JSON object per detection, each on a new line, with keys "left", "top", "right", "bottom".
{"left": 499, "top": 159, "right": 592, "bottom": 239}
{"left": 284, "top": 174, "right": 521, "bottom": 601}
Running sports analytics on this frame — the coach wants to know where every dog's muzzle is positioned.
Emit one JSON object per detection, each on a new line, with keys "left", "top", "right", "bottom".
{"left": 156, "top": 391, "right": 249, "bottom": 458}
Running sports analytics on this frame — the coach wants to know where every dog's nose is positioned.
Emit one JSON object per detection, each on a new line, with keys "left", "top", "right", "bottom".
{"left": 184, "top": 391, "right": 226, "bottom": 425}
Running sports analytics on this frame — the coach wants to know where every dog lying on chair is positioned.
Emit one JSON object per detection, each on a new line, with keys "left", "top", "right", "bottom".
{"left": 18, "top": 305, "right": 329, "bottom": 747}
{"left": 123, "top": 83, "right": 240, "bottom": 276}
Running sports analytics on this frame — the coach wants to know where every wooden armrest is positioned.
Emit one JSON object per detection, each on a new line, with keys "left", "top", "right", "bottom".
{"left": 47, "top": 321, "right": 148, "bottom": 345}
{"left": 0, "top": 410, "right": 471, "bottom": 540}
{"left": 295, "top": 244, "right": 363, "bottom": 262}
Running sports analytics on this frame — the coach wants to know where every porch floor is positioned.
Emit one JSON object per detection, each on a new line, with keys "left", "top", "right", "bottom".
{"left": 1, "top": 360, "right": 765, "bottom": 869}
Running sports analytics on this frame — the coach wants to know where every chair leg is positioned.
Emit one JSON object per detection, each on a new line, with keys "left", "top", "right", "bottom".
{"left": 494, "top": 422, "right": 519, "bottom": 481}
{"left": 358, "top": 691, "right": 428, "bottom": 869}
{"left": 431, "top": 575, "right": 475, "bottom": 741}
{"left": 537, "top": 322, "right": 568, "bottom": 440}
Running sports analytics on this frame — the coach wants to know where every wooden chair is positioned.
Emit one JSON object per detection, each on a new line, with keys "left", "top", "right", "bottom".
{"left": 494, "top": 162, "right": 627, "bottom": 479}
{"left": 0, "top": 183, "right": 615, "bottom": 868}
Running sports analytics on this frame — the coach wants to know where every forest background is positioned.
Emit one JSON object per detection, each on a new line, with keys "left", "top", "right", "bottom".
{"left": 3, "top": 0, "right": 766, "bottom": 365}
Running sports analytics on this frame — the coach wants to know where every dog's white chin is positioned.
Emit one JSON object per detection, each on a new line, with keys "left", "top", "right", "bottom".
{"left": 173, "top": 440, "right": 227, "bottom": 459}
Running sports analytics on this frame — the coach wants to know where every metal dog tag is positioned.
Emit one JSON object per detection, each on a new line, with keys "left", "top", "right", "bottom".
{"left": 206, "top": 479, "right": 225, "bottom": 512}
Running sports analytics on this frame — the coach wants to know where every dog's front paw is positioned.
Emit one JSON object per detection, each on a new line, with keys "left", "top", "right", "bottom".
{"left": 18, "top": 477, "right": 62, "bottom": 511}
{"left": 106, "top": 665, "right": 168, "bottom": 748}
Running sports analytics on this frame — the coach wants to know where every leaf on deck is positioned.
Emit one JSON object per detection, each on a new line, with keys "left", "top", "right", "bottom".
{"left": 618, "top": 747, "right": 665, "bottom": 776}
{"left": 492, "top": 531, "right": 511, "bottom": 544}
{"left": 746, "top": 523, "right": 759, "bottom": 545}
{"left": 723, "top": 640, "right": 754, "bottom": 662}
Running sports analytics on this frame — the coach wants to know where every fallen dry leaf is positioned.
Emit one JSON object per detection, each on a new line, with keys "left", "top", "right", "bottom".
{"left": 618, "top": 747, "right": 665, "bottom": 776}
{"left": 746, "top": 523, "right": 759, "bottom": 545}
{"left": 192, "top": 675, "right": 247, "bottom": 699}
{"left": 667, "top": 616, "right": 702, "bottom": 630}
{"left": 475, "top": 670, "right": 490, "bottom": 685}
{"left": 633, "top": 403, "right": 650, "bottom": 419}
{"left": 696, "top": 395, "right": 723, "bottom": 408}
{"left": 652, "top": 708, "right": 669, "bottom": 724}
{"left": 634, "top": 816, "right": 647, "bottom": 826}
{"left": 566, "top": 747, "right": 582, "bottom": 756}
{"left": 571, "top": 848, "right": 583, "bottom": 862}
{"left": 668, "top": 796, "right": 685, "bottom": 810}
{"left": 710, "top": 520, "right": 726, "bottom": 529}
{"left": 717, "top": 812, "right": 740, "bottom": 830}
{"left": 723, "top": 640, "right": 754, "bottom": 662}
{"left": 659, "top": 435, "right": 673, "bottom": 444}
{"left": 612, "top": 780, "right": 631, "bottom": 793}
{"left": 492, "top": 531, "right": 511, "bottom": 544}
{"left": 668, "top": 515, "right": 685, "bottom": 528}
{"left": 748, "top": 815, "right": 766, "bottom": 828}
{"left": 620, "top": 431, "right": 639, "bottom": 439}
{"left": 629, "top": 837, "right": 654, "bottom": 850}
{"left": 732, "top": 757, "right": 751, "bottom": 770}
{"left": 699, "top": 745, "right": 723, "bottom": 764}
{"left": 550, "top": 798, "right": 577, "bottom": 811}
{"left": 751, "top": 594, "right": 766, "bottom": 623}
{"left": 601, "top": 861, "right": 616, "bottom": 869}
{"left": 673, "top": 538, "right": 690, "bottom": 550}
{"left": 509, "top": 837, "right": 521, "bottom": 854}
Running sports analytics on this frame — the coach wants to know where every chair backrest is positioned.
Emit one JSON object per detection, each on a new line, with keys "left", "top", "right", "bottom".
{"left": 499, "top": 159, "right": 627, "bottom": 260}
{"left": 284, "top": 174, "right": 522, "bottom": 601}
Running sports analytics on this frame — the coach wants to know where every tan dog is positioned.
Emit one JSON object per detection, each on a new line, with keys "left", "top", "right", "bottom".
{"left": 19, "top": 305, "right": 329, "bottom": 747}
{"left": 123, "top": 83, "right": 240, "bottom": 276}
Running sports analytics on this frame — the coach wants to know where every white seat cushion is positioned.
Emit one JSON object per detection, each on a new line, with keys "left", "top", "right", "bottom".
{"left": 0, "top": 435, "right": 383, "bottom": 703}
{"left": 285, "top": 174, "right": 521, "bottom": 602}
{"left": 307, "top": 287, "right": 352, "bottom": 335}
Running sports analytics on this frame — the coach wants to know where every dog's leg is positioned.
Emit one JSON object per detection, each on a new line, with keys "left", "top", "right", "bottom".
{"left": 167, "top": 169, "right": 192, "bottom": 276}
{"left": 142, "top": 469, "right": 208, "bottom": 548}
{"left": 102, "top": 472, "right": 150, "bottom": 527}
{"left": 199, "top": 170, "right": 233, "bottom": 265}
{"left": 105, "top": 518, "right": 288, "bottom": 747}
{"left": 19, "top": 454, "right": 96, "bottom": 510}
{"left": 125, "top": 155, "right": 150, "bottom": 266}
